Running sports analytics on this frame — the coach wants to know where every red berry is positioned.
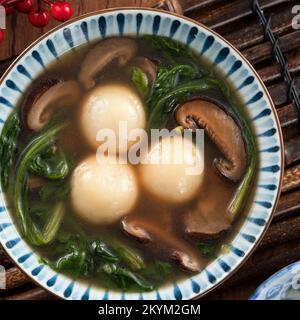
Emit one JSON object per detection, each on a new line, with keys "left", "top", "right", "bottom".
{"left": 28, "top": 8, "right": 50, "bottom": 27}
{"left": 5, "top": 6, "right": 15, "bottom": 15}
{"left": 0, "top": 30, "right": 3, "bottom": 44}
{"left": 51, "top": 1, "right": 73, "bottom": 22}
{"left": 16, "top": 0, "right": 35, "bottom": 13}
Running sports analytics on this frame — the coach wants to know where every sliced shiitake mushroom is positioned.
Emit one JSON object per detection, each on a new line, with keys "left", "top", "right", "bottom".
{"left": 78, "top": 38, "right": 138, "bottom": 89}
{"left": 183, "top": 177, "right": 232, "bottom": 239}
{"left": 175, "top": 93, "right": 247, "bottom": 182}
{"left": 24, "top": 77, "right": 81, "bottom": 131}
{"left": 121, "top": 217, "right": 205, "bottom": 272}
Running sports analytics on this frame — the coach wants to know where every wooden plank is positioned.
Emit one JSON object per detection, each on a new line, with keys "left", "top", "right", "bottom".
{"left": 3, "top": 267, "right": 30, "bottom": 290}
{"left": 0, "top": 248, "right": 11, "bottom": 267}
{"left": 267, "top": 77, "right": 300, "bottom": 107}
{"left": 188, "top": 0, "right": 291, "bottom": 30}
{"left": 284, "top": 135, "right": 300, "bottom": 166}
{"left": 181, "top": 0, "right": 226, "bottom": 14}
{"left": 223, "top": 3, "right": 295, "bottom": 50}
{"left": 277, "top": 103, "right": 299, "bottom": 140}
{"left": 1, "top": 287, "right": 54, "bottom": 300}
{"left": 242, "top": 30, "right": 300, "bottom": 65}
{"left": 282, "top": 163, "right": 300, "bottom": 193}
{"left": 257, "top": 51, "right": 300, "bottom": 84}
{"left": 274, "top": 189, "right": 300, "bottom": 221}
{"left": 259, "top": 215, "right": 300, "bottom": 248}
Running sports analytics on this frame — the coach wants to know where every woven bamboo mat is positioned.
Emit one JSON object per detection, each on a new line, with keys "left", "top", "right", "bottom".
{"left": 0, "top": 0, "right": 300, "bottom": 300}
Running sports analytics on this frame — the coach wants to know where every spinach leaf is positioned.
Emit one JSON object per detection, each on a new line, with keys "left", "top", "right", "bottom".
{"left": 111, "top": 239, "right": 145, "bottom": 270}
{"left": 132, "top": 67, "right": 149, "bottom": 97}
{"left": 29, "top": 145, "right": 69, "bottom": 180}
{"left": 0, "top": 110, "right": 21, "bottom": 191}
{"left": 27, "top": 202, "right": 65, "bottom": 246}
{"left": 39, "top": 180, "right": 70, "bottom": 201}
{"left": 14, "top": 121, "right": 66, "bottom": 245}
{"left": 141, "top": 261, "right": 172, "bottom": 283}
{"left": 100, "top": 263, "right": 153, "bottom": 292}
{"left": 148, "top": 64, "right": 201, "bottom": 111}
{"left": 49, "top": 244, "right": 86, "bottom": 278}
{"left": 141, "top": 35, "right": 197, "bottom": 63}
{"left": 197, "top": 242, "right": 217, "bottom": 259}
{"left": 45, "top": 235, "right": 119, "bottom": 275}
{"left": 89, "top": 240, "right": 119, "bottom": 264}
{"left": 29, "top": 201, "right": 53, "bottom": 225}
{"left": 41, "top": 231, "right": 154, "bottom": 292}
{"left": 148, "top": 78, "right": 224, "bottom": 129}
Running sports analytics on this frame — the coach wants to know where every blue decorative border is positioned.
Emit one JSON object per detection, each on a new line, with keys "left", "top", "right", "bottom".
{"left": 0, "top": 9, "right": 283, "bottom": 300}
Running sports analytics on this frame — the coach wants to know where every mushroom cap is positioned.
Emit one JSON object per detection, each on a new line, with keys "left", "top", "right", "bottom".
{"left": 175, "top": 97, "right": 247, "bottom": 182}
{"left": 80, "top": 83, "right": 146, "bottom": 152}
{"left": 78, "top": 38, "right": 138, "bottom": 90}
{"left": 24, "top": 78, "right": 81, "bottom": 131}
{"left": 140, "top": 135, "right": 204, "bottom": 204}
{"left": 71, "top": 154, "right": 138, "bottom": 225}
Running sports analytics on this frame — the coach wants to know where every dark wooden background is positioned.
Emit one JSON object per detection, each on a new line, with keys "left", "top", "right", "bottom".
{"left": 1, "top": 0, "right": 300, "bottom": 300}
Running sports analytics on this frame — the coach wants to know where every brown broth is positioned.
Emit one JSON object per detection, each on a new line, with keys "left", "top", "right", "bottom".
{"left": 6, "top": 36, "right": 258, "bottom": 291}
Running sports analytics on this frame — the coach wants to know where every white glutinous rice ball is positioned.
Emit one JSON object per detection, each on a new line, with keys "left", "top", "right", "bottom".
{"left": 80, "top": 83, "right": 146, "bottom": 152}
{"left": 140, "top": 135, "right": 204, "bottom": 204}
{"left": 71, "top": 155, "right": 138, "bottom": 225}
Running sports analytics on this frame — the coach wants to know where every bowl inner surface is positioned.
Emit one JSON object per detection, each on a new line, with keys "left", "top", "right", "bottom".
{"left": 0, "top": 8, "right": 283, "bottom": 300}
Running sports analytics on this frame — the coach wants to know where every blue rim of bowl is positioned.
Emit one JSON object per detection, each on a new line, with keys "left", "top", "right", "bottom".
{"left": 0, "top": 8, "right": 284, "bottom": 300}
{"left": 250, "top": 261, "right": 300, "bottom": 300}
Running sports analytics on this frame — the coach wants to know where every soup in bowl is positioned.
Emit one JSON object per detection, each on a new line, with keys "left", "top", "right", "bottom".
{"left": 0, "top": 9, "right": 283, "bottom": 300}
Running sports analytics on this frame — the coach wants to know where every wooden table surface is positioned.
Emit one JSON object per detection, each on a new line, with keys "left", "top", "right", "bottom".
{"left": 1, "top": 0, "right": 300, "bottom": 300}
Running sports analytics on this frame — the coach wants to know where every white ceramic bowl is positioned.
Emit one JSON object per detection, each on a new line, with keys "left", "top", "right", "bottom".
{"left": 0, "top": 8, "right": 283, "bottom": 300}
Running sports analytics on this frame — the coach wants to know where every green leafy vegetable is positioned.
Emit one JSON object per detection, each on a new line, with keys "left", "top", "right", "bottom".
{"left": 148, "top": 64, "right": 201, "bottom": 112}
{"left": 39, "top": 180, "right": 70, "bottom": 202}
{"left": 28, "top": 202, "right": 65, "bottom": 246}
{"left": 89, "top": 240, "right": 119, "bottom": 264}
{"left": 29, "top": 145, "right": 69, "bottom": 180}
{"left": 0, "top": 110, "right": 21, "bottom": 191}
{"left": 197, "top": 242, "right": 217, "bottom": 259}
{"left": 111, "top": 239, "right": 145, "bottom": 270}
{"left": 42, "top": 232, "right": 153, "bottom": 291}
{"left": 148, "top": 78, "right": 224, "bottom": 129}
{"left": 141, "top": 261, "right": 172, "bottom": 283}
{"left": 141, "top": 35, "right": 197, "bottom": 63}
{"left": 100, "top": 263, "right": 153, "bottom": 292}
{"left": 132, "top": 67, "right": 149, "bottom": 97}
{"left": 14, "top": 121, "right": 66, "bottom": 245}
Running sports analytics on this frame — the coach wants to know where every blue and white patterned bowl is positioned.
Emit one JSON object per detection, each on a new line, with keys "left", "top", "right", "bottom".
{"left": 250, "top": 261, "right": 300, "bottom": 300}
{"left": 0, "top": 8, "right": 283, "bottom": 300}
